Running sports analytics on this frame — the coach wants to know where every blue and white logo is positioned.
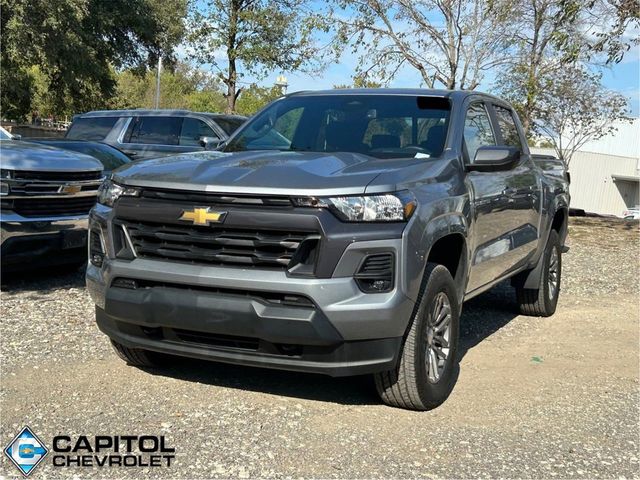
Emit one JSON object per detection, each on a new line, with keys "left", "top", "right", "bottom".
{"left": 4, "top": 426, "right": 48, "bottom": 476}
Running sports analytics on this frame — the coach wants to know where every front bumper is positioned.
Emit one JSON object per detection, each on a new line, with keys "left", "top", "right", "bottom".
{"left": 1, "top": 210, "right": 88, "bottom": 269}
{"left": 87, "top": 203, "right": 419, "bottom": 376}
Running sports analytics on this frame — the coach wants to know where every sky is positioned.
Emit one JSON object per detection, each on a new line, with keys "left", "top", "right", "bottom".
{"left": 187, "top": 2, "right": 640, "bottom": 116}
{"left": 254, "top": 44, "right": 640, "bottom": 116}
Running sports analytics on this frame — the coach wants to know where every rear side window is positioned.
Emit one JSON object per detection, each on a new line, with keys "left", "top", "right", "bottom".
{"left": 125, "top": 117, "right": 182, "bottom": 145}
{"left": 66, "top": 117, "right": 118, "bottom": 141}
{"left": 463, "top": 103, "right": 496, "bottom": 162}
{"left": 493, "top": 105, "right": 523, "bottom": 149}
{"left": 214, "top": 117, "right": 246, "bottom": 135}
{"left": 179, "top": 118, "right": 217, "bottom": 146}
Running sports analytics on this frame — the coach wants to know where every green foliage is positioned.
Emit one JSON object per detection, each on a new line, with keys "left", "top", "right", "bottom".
{"left": 1, "top": 0, "right": 187, "bottom": 120}
{"left": 188, "top": 0, "right": 324, "bottom": 112}
{"left": 111, "top": 63, "right": 227, "bottom": 112}
{"left": 333, "top": 76, "right": 383, "bottom": 89}
{"left": 235, "top": 84, "right": 284, "bottom": 116}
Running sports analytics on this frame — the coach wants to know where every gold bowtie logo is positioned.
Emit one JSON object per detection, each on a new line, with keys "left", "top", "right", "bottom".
{"left": 179, "top": 207, "right": 226, "bottom": 226}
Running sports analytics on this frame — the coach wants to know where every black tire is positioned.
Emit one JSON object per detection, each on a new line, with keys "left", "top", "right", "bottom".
{"left": 516, "top": 229, "right": 562, "bottom": 317}
{"left": 110, "top": 340, "right": 169, "bottom": 368}
{"left": 374, "top": 263, "right": 460, "bottom": 410}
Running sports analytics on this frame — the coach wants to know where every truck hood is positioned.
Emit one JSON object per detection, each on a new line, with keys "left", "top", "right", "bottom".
{"left": 112, "top": 150, "right": 426, "bottom": 196}
{"left": 0, "top": 140, "right": 103, "bottom": 172}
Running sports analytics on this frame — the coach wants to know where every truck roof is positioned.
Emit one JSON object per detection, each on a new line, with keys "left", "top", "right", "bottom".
{"left": 286, "top": 88, "right": 504, "bottom": 103}
{"left": 76, "top": 109, "right": 247, "bottom": 120}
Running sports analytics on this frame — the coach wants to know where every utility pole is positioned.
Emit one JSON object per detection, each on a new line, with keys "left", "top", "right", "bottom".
{"left": 154, "top": 56, "right": 162, "bottom": 109}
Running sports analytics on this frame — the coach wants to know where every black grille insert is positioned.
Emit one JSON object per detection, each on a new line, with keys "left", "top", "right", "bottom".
{"left": 354, "top": 253, "right": 394, "bottom": 293}
{"left": 6, "top": 196, "right": 97, "bottom": 217}
{"left": 171, "top": 329, "right": 259, "bottom": 351}
{"left": 116, "top": 219, "right": 314, "bottom": 269}
{"left": 11, "top": 170, "right": 102, "bottom": 181}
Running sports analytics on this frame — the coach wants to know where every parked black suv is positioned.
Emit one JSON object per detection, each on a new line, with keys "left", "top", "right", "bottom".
{"left": 66, "top": 110, "right": 247, "bottom": 160}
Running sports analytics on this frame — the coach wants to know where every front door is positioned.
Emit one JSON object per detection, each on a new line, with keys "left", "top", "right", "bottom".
{"left": 464, "top": 101, "right": 540, "bottom": 294}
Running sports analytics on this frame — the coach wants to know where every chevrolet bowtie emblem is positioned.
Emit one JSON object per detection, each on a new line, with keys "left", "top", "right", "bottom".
{"left": 59, "top": 184, "right": 82, "bottom": 194}
{"left": 179, "top": 207, "right": 227, "bottom": 226}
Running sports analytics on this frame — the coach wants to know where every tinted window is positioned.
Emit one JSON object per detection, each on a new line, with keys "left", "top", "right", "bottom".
{"left": 125, "top": 117, "right": 181, "bottom": 145}
{"left": 179, "top": 118, "right": 216, "bottom": 146}
{"left": 464, "top": 103, "right": 496, "bottom": 162}
{"left": 225, "top": 96, "right": 450, "bottom": 159}
{"left": 66, "top": 117, "right": 118, "bottom": 141}
{"left": 215, "top": 117, "right": 246, "bottom": 135}
{"left": 493, "top": 105, "right": 523, "bottom": 149}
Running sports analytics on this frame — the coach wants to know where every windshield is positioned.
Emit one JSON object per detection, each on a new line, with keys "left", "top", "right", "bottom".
{"left": 0, "top": 127, "right": 13, "bottom": 140}
{"left": 224, "top": 94, "right": 450, "bottom": 159}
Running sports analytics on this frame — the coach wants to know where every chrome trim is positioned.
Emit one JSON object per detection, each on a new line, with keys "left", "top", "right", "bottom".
{"left": 3, "top": 178, "right": 104, "bottom": 186}
{"left": 120, "top": 224, "right": 138, "bottom": 258}
{"left": 3, "top": 192, "right": 99, "bottom": 200}
{"left": 1, "top": 212, "right": 89, "bottom": 245}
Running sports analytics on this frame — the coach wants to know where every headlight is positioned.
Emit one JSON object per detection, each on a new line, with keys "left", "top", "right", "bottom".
{"left": 292, "top": 192, "right": 417, "bottom": 222}
{"left": 97, "top": 180, "right": 139, "bottom": 207}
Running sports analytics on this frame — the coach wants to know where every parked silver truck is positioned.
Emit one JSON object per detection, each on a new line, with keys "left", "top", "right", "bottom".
{"left": 0, "top": 128, "right": 104, "bottom": 271}
{"left": 87, "top": 89, "right": 570, "bottom": 410}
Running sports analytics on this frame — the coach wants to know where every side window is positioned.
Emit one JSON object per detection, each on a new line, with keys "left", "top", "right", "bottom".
{"left": 463, "top": 103, "right": 496, "bottom": 162}
{"left": 179, "top": 118, "right": 217, "bottom": 146}
{"left": 493, "top": 105, "right": 523, "bottom": 149}
{"left": 66, "top": 117, "right": 118, "bottom": 140}
{"left": 125, "top": 117, "right": 181, "bottom": 145}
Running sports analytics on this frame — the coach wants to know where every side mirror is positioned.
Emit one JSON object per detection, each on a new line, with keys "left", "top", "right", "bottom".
{"left": 468, "top": 146, "right": 520, "bottom": 171}
{"left": 199, "top": 136, "right": 221, "bottom": 150}
{"left": 11, "top": 133, "right": 21, "bottom": 140}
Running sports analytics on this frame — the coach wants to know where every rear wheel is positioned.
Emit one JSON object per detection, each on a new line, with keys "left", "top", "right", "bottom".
{"left": 110, "top": 340, "right": 170, "bottom": 368}
{"left": 516, "top": 229, "right": 562, "bottom": 317}
{"left": 375, "top": 263, "right": 460, "bottom": 410}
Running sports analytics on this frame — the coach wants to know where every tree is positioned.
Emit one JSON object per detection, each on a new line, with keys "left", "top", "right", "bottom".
{"left": 534, "top": 65, "right": 630, "bottom": 166}
{"left": 188, "top": 0, "right": 323, "bottom": 113}
{"left": 587, "top": 0, "right": 640, "bottom": 64}
{"left": 496, "top": 0, "right": 638, "bottom": 136}
{"left": 112, "top": 62, "right": 227, "bottom": 112}
{"left": 333, "top": 75, "right": 383, "bottom": 89}
{"left": 1, "top": 0, "right": 187, "bottom": 120}
{"left": 235, "top": 84, "right": 284, "bottom": 116}
{"left": 330, "top": 0, "right": 513, "bottom": 89}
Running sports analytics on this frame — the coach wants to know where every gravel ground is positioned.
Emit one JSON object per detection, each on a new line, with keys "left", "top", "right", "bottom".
{"left": 1, "top": 217, "right": 638, "bottom": 479}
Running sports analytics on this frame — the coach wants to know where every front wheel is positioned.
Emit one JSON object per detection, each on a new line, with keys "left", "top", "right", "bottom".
{"left": 375, "top": 263, "right": 460, "bottom": 410}
{"left": 515, "top": 229, "right": 562, "bottom": 317}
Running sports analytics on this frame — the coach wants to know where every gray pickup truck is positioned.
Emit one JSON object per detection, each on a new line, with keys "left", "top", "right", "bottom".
{"left": 1, "top": 128, "right": 104, "bottom": 271}
{"left": 87, "top": 89, "right": 569, "bottom": 410}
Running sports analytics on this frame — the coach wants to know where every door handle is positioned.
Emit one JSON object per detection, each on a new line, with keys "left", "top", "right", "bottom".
{"left": 502, "top": 187, "right": 518, "bottom": 195}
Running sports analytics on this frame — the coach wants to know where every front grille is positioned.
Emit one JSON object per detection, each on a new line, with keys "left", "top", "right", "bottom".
{"left": 6, "top": 196, "right": 97, "bottom": 217}
{"left": 11, "top": 170, "right": 102, "bottom": 181}
{"left": 116, "top": 219, "right": 313, "bottom": 269}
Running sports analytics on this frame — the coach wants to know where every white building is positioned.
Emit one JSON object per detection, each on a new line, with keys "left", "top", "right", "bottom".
{"left": 532, "top": 118, "right": 640, "bottom": 216}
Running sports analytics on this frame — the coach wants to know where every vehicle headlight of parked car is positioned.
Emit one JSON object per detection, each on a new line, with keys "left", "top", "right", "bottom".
{"left": 292, "top": 191, "right": 417, "bottom": 222}
{"left": 97, "top": 180, "right": 139, "bottom": 207}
